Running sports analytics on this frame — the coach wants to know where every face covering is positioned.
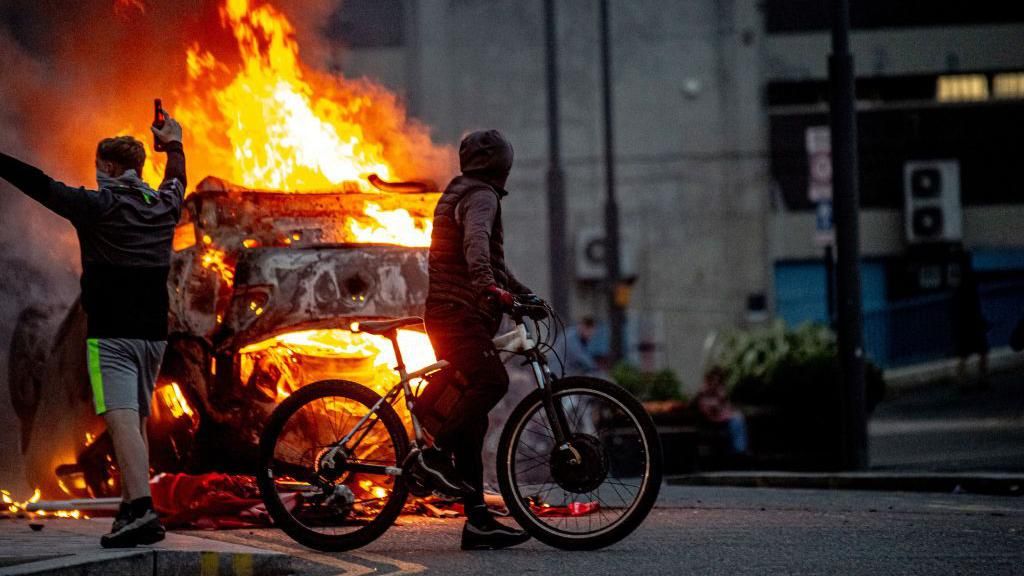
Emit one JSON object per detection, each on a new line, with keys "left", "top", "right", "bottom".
{"left": 96, "top": 169, "right": 112, "bottom": 189}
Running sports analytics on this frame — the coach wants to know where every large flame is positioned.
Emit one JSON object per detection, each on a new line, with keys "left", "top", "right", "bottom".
{"left": 138, "top": 0, "right": 440, "bottom": 248}
{"left": 156, "top": 0, "right": 393, "bottom": 191}
{"left": 133, "top": 0, "right": 452, "bottom": 192}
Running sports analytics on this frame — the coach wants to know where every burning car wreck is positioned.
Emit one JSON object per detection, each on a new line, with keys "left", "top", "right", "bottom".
{"left": 10, "top": 175, "right": 440, "bottom": 499}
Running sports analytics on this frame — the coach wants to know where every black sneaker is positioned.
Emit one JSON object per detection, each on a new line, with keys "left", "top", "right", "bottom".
{"left": 110, "top": 502, "right": 132, "bottom": 534}
{"left": 406, "top": 447, "right": 473, "bottom": 498}
{"left": 100, "top": 509, "right": 166, "bottom": 548}
{"left": 461, "top": 511, "right": 531, "bottom": 550}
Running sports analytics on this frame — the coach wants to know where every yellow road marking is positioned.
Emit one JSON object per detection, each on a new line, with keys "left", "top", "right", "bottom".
{"left": 209, "top": 532, "right": 375, "bottom": 576}
{"left": 351, "top": 551, "right": 427, "bottom": 574}
{"left": 201, "top": 551, "right": 220, "bottom": 576}
{"left": 232, "top": 553, "right": 254, "bottom": 576}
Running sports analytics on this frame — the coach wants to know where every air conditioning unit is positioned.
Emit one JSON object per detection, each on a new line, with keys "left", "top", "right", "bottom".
{"left": 575, "top": 227, "right": 636, "bottom": 281}
{"left": 903, "top": 160, "right": 962, "bottom": 244}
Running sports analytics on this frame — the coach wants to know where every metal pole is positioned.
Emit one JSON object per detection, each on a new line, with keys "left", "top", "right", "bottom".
{"left": 599, "top": 0, "right": 624, "bottom": 363}
{"left": 544, "top": 0, "right": 570, "bottom": 317}
{"left": 828, "top": 0, "right": 868, "bottom": 469}
{"left": 824, "top": 245, "right": 836, "bottom": 328}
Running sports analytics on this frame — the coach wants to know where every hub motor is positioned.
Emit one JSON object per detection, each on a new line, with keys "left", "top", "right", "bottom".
{"left": 550, "top": 433, "right": 609, "bottom": 494}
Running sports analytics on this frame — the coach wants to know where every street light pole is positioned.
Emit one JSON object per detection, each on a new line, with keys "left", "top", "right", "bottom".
{"left": 544, "top": 0, "right": 570, "bottom": 318}
{"left": 828, "top": 0, "right": 868, "bottom": 469}
{"left": 599, "top": 0, "right": 624, "bottom": 363}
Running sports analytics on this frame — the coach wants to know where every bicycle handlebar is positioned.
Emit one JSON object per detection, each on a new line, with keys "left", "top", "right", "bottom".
{"left": 509, "top": 299, "right": 550, "bottom": 322}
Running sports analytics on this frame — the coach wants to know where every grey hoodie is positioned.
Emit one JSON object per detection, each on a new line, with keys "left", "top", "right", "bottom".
{"left": 0, "top": 142, "right": 187, "bottom": 338}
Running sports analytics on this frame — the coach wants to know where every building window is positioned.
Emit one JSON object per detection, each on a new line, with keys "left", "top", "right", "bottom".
{"left": 994, "top": 73, "right": 1024, "bottom": 100}
{"left": 936, "top": 75, "right": 990, "bottom": 103}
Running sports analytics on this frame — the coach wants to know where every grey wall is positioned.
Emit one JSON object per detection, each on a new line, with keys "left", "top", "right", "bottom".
{"left": 765, "top": 24, "right": 1024, "bottom": 80}
{"left": 338, "top": 0, "right": 772, "bottom": 389}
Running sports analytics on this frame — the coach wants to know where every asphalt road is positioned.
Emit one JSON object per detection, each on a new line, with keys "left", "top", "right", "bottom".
{"left": 188, "top": 484, "right": 1024, "bottom": 575}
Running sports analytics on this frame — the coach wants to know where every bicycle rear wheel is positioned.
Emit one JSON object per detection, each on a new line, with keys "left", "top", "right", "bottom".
{"left": 257, "top": 379, "right": 410, "bottom": 551}
{"left": 496, "top": 376, "right": 662, "bottom": 550}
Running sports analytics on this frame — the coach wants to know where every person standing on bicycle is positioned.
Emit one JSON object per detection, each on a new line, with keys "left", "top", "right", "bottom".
{"left": 416, "top": 129, "right": 542, "bottom": 550}
{"left": 0, "top": 117, "right": 186, "bottom": 548}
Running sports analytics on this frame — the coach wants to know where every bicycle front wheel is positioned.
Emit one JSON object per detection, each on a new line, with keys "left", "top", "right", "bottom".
{"left": 257, "top": 379, "right": 410, "bottom": 552}
{"left": 496, "top": 376, "right": 663, "bottom": 550}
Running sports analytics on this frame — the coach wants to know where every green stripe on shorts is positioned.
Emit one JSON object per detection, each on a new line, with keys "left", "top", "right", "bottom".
{"left": 86, "top": 338, "right": 106, "bottom": 414}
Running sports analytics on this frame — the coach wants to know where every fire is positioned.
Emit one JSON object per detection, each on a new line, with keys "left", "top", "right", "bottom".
{"left": 238, "top": 327, "right": 436, "bottom": 404}
{"left": 136, "top": 0, "right": 448, "bottom": 194}
{"left": 201, "top": 247, "right": 235, "bottom": 285}
{"left": 36, "top": 509, "right": 84, "bottom": 520}
{"left": 2, "top": 488, "right": 40, "bottom": 514}
{"left": 347, "top": 204, "right": 433, "bottom": 247}
{"left": 130, "top": 0, "right": 444, "bottom": 253}
{"left": 158, "top": 382, "right": 196, "bottom": 419}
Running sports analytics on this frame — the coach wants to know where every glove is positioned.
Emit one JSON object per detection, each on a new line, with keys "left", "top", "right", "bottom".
{"left": 152, "top": 115, "right": 183, "bottom": 145}
{"left": 484, "top": 284, "right": 515, "bottom": 312}
{"left": 518, "top": 293, "right": 549, "bottom": 319}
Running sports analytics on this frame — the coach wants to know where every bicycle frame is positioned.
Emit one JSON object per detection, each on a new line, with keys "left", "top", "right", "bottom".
{"left": 318, "top": 315, "right": 571, "bottom": 479}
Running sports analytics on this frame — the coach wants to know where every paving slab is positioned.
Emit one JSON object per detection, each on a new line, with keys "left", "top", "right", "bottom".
{"left": 0, "top": 518, "right": 293, "bottom": 576}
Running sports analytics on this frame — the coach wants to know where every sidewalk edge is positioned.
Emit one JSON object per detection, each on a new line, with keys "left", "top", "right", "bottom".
{"left": 667, "top": 471, "right": 1024, "bottom": 496}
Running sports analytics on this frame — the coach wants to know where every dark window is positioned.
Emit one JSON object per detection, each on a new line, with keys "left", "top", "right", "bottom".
{"left": 769, "top": 101, "right": 1024, "bottom": 209}
{"left": 765, "top": 0, "right": 1024, "bottom": 34}
{"left": 766, "top": 75, "right": 937, "bottom": 107}
{"left": 327, "top": 0, "right": 404, "bottom": 48}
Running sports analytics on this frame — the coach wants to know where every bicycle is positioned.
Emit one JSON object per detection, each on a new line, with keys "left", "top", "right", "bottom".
{"left": 256, "top": 300, "right": 662, "bottom": 551}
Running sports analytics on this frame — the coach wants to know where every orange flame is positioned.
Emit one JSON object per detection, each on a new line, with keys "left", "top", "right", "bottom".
{"left": 158, "top": 382, "right": 196, "bottom": 419}
{"left": 137, "top": 0, "right": 448, "bottom": 194}
{"left": 2, "top": 488, "right": 41, "bottom": 515}
{"left": 238, "top": 327, "right": 436, "bottom": 404}
{"left": 201, "top": 247, "right": 235, "bottom": 285}
{"left": 347, "top": 203, "right": 433, "bottom": 247}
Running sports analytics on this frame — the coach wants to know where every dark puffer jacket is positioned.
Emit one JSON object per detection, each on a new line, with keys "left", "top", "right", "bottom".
{"left": 426, "top": 130, "right": 530, "bottom": 333}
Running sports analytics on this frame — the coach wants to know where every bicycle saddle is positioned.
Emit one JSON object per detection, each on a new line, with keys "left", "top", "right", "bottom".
{"left": 357, "top": 317, "right": 423, "bottom": 335}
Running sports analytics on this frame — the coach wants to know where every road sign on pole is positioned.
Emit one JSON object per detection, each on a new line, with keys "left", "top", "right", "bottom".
{"left": 806, "top": 125, "right": 833, "bottom": 203}
{"left": 807, "top": 125, "right": 835, "bottom": 246}
{"left": 815, "top": 200, "right": 835, "bottom": 246}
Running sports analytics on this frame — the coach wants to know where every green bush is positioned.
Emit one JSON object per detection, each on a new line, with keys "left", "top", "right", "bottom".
{"left": 709, "top": 320, "right": 884, "bottom": 411}
{"left": 611, "top": 363, "right": 685, "bottom": 402}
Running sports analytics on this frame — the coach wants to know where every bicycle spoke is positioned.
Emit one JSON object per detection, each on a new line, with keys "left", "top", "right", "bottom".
{"left": 262, "top": 386, "right": 406, "bottom": 544}
{"left": 507, "top": 386, "right": 655, "bottom": 537}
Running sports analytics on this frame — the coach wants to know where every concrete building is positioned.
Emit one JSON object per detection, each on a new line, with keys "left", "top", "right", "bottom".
{"left": 762, "top": 2, "right": 1024, "bottom": 367}
{"left": 332, "top": 0, "right": 1024, "bottom": 388}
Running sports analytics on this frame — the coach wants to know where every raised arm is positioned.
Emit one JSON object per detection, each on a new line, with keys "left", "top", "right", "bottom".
{"left": 152, "top": 116, "right": 186, "bottom": 201}
{"left": 0, "top": 151, "right": 103, "bottom": 223}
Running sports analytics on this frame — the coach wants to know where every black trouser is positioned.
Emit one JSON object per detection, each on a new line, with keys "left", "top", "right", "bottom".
{"left": 425, "top": 304, "right": 509, "bottom": 509}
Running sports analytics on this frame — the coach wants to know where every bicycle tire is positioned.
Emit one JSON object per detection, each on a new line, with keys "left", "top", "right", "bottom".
{"left": 496, "top": 376, "right": 663, "bottom": 550}
{"left": 257, "top": 379, "right": 410, "bottom": 552}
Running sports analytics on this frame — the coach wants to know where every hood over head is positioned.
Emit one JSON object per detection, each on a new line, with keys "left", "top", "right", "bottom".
{"left": 459, "top": 129, "right": 514, "bottom": 192}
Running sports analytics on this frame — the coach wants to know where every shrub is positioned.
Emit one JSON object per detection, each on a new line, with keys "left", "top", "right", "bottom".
{"left": 611, "top": 363, "right": 685, "bottom": 402}
{"left": 709, "top": 320, "right": 884, "bottom": 411}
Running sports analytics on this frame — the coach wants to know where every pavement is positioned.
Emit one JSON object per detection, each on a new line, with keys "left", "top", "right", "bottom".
{"left": 2, "top": 484, "right": 1023, "bottom": 575}
{"left": 0, "top": 516, "right": 293, "bottom": 576}
{"left": 669, "top": 353, "right": 1024, "bottom": 493}
{"left": 870, "top": 358, "right": 1024, "bottom": 473}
